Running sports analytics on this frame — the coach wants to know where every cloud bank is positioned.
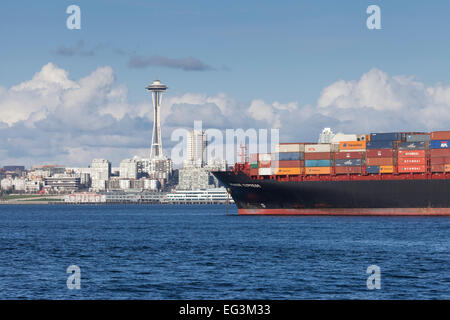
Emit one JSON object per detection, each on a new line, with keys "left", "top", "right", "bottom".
{"left": 1, "top": 64, "right": 450, "bottom": 167}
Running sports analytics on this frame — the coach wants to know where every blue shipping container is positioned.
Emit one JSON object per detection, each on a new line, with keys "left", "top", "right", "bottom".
{"left": 366, "top": 166, "right": 380, "bottom": 174}
{"left": 398, "top": 141, "right": 426, "bottom": 150}
{"left": 430, "top": 140, "right": 450, "bottom": 149}
{"left": 277, "top": 152, "right": 304, "bottom": 161}
{"left": 335, "top": 159, "right": 362, "bottom": 166}
{"left": 370, "top": 132, "right": 401, "bottom": 141}
{"left": 366, "top": 141, "right": 394, "bottom": 149}
{"left": 305, "top": 159, "right": 332, "bottom": 167}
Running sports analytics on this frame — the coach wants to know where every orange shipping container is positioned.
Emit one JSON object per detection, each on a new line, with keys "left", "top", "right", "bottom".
{"left": 366, "top": 157, "right": 394, "bottom": 166}
{"left": 398, "top": 150, "right": 426, "bottom": 158}
{"left": 380, "top": 165, "right": 394, "bottom": 173}
{"left": 334, "top": 166, "right": 362, "bottom": 174}
{"left": 339, "top": 141, "right": 366, "bottom": 150}
{"left": 446, "top": 164, "right": 450, "bottom": 172}
{"left": 398, "top": 165, "right": 426, "bottom": 173}
{"left": 398, "top": 158, "right": 426, "bottom": 165}
{"left": 305, "top": 167, "right": 331, "bottom": 175}
{"left": 275, "top": 168, "right": 303, "bottom": 175}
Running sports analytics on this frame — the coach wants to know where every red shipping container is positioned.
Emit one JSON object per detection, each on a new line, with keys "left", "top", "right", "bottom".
{"left": 366, "top": 149, "right": 394, "bottom": 158}
{"left": 366, "top": 157, "right": 394, "bottom": 166}
{"left": 334, "top": 151, "right": 365, "bottom": 160}
{"left": 334, "top": 166, "right": 362, "bottom": 174}
{"left": 430, "top": 149, "right": 450, "bottom": 157}
{"left": 304, "top": 152, "right": 332, "bottom": 160}
{"left": 272, "top": 160, "right": 304, "bottom": 168}
{"left": 249, "top": 168, "right": 258, "bottom": 176}
{"left": 398, "top": 150, "right": 426, "bottom": 158}
{"left": 431, "top": 164, "right": 445, "bottom": 172}
{"left": 398, "top": 165, "right": 426, "bottom": 173}
{"left": 397, "top": 157, "right": 426, "bottom": 165}
{"left": 430, "top": 157, "right": 447, "bottom": 165}
{"left": 431, "top": 131, "right": 450, "bottom": 140}
{"left": 258, "top": 160, "right": 271, "bottom": 168}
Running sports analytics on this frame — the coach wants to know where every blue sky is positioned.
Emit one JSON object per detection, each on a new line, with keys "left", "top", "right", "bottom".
{"left": 1, "top": 0, "right": 450, "bottom": 104}
{"left": 2, "top": 0, "right": 450, "bottom": 166}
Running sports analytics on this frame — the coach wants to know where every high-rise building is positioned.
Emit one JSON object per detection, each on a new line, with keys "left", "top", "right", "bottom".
{"left": 91, "top": 159, "right": 111, "bottom": 191}
{"left": 186, "top": 130, "right": 207, "bottom": 167}
{"left": 119, "top": 159, "right": 138, "bottom": 179}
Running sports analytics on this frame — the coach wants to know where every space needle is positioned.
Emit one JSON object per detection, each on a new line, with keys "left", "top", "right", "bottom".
{"left": 146, "top": 79, "right": 168, "bottom": 159}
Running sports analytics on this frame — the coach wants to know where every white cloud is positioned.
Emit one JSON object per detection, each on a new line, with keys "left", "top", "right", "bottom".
{"left": 2, "top": 64, "right": 450, "bottom": 167}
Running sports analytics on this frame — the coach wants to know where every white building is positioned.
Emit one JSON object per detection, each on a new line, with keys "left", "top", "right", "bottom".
{"left": 163, "top": 188, "right": 233, "bottom": 203}
{"left": 90, "top": 159, "right": 111, "bottom": 191}
{"left": 120, "top": 159, "right": 138, "bottom": 179}
{"left": 185, "top": 130, "right": 207, "bottom": 167}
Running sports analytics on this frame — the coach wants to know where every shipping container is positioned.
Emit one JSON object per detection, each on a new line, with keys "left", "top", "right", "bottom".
{"left": 335, "top": 159, "right": 362, "bottom": 166}
{"left": 431, "top": 164, "right": 444, "bottom": 173}
{"left": 304, "top": 152, "right": 332, "bottom": 160}
{"left": 406, "top": 134, "right": 430, "bottom": 142}
{"left": 305, "top": 167, "right": 331, "bottom": 175}
{"left": 335, "top": 166, "right": 362, "bottom": 174}
{"left": 430, "top": 157, "right": 449, "bottom": 165}
{"left": 249, "top": 168, "right": 258, "bottom": 176}
{"left": 398, "top": 141, "right": 426, "bottom": 150}
{"left": 272, "top": 160, "right": 304, "bottom": 168}
{"left": 258, "top": 153, "right": 272, "bottom": 162}
{"left": 430, "top": 140, "right": 450, "bottom": 149}
{"left": 250, "top": 162, "right": 258, "bottom": 169}
{"left": 398, "top": 165, "right": 426, "bottom": 173}
{"left": 398, "top": 158, "right": 426, "bottom": 165}
{"left": 366, "top": 158, "right": 394, "bottom": 166}
{"left": 305, "top": 144, "right": 331, "bottom": 153}
{"left": 431, "top": 131, "right": 450, "bottom": 140}
{"left": 398, "top": 150, "right": 426, "bottom": 158}
{"left": 339, "top": 141, "right": 366, "bottom": 150}
{"left": 258, "top": 160, "right": 271, "bottom": 168}
{"left": 366, "top": 166, "right": 380, "bottom": 174}
{"left": 446, "top": 164, "right": 450, "bottom": 172}
{"left": 366, "top": 149, "right": 394, "bottom": 158}
{"left": 305, "top": 159, "right": 332, "bottom": 167}
{"left": 370, "top": 132, "right": 401, "bottom": 141}
{"left": 275, "top": 143, "right": 305, "bottom": 153}
{"left": 258, "top": 168, "right": 273, "bottom": 176}
{"left": 275, "top": 167, "right": 303, "bottom": 175}
{"left": 335, "top": 151, "right": 365, "bottom": 159}
{"left": 380, "top": 165, "right": 394, "bottom": 173}
{"left": 366, "top": 141, "right": 394, "bottom": 149}
{"left": 430, "top": 149, "right": 450, "bottom": 157}
{"left": 273, "top": 152, "right": 304, "bottom": 161}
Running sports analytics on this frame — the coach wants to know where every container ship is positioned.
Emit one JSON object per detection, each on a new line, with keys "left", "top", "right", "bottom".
{"left": 213, "top": 130, "right": 450, "bottom": 216}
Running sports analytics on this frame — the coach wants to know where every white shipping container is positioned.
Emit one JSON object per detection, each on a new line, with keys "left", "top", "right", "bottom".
{"left": 339, "top": 148, "right": 366, "bottom": 153}
{"left": 330, "top": 134, "right": 358, "bottom": 144}
{"left": 258, "top": 168, "right": 273, "bottom": 176}
{"left": 258, "top": 153, "right": 272, "bottom": 162}
{"left": 305, "top": 144, "right": 331, "bottom": 153}
{"left": 275, "top": 143, "right": 305, "bottom": 153}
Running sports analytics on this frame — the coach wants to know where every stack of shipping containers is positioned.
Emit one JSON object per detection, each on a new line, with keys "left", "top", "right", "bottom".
{"left": 304, "top": 144, "right": 332, "bottom": 175}
{"left": 430, "top": 131, "right": 450, "bottom": 173}
{"left": 398, "top": 135, "right": 428, "bottom": 173}
{"left": 257, "top": 153, "right": 272, "bottom": 176}
{"left": 334, "top": 141, "right": 366, "bottom": 174}
{"left": 252, "top": 131, "right": 450, "bottom": 178}
{"left": 272, "top": 143, "right": 305, "bottom": 175}
{"left": 366, "top": 133, "right": 397, "bottom": 174}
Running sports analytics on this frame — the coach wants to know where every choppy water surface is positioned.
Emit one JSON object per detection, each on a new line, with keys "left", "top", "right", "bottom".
{"left": 0, "top": 204, "right": 448, "bottom": 299}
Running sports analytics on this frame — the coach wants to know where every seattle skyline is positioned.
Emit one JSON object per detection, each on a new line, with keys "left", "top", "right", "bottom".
{"left": 2, "top": 1, "right": 450, "bottom": 167}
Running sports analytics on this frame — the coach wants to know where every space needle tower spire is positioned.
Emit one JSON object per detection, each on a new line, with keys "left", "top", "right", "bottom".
{"left": 146, "top": 79, "right": 168, "bottom": 159}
